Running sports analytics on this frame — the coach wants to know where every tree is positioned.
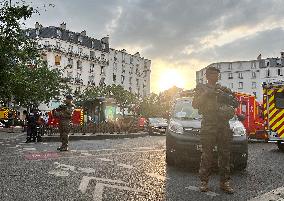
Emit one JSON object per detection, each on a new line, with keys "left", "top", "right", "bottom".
{"left": 0, "top": 1, "right": 68, "bottom": 107}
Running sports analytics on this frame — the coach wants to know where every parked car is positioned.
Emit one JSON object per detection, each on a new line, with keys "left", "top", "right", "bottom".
{"left": 147, "top": 117, "right": 168, "bottom": 135}
{"left": 166, "top": 96, "right": 248, "bottom": 170}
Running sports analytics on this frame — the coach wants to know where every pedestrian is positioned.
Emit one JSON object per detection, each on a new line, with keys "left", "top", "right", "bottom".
{"left": 192, "top": 66, "right": 238, "bottom": 194}
{"left": 54, "top": 95, "right": 74, "bottom": 151}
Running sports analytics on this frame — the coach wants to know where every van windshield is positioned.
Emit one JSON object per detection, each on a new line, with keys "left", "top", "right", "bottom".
{"left": 173, "top": 99, "right": 201, "bottom": 120}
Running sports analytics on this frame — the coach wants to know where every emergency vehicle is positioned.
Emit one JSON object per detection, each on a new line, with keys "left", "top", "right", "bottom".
{"left": 262, "top": 81, "right": 284, "bottom": 151}
{"left": 47, "top": 108, "right": 84, "bottom": 126}
{"left": 235, "top": 93, "right": 267, "bottom": 140}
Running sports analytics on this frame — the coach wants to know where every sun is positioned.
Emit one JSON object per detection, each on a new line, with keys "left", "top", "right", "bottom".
{"left": 158, "top": 69, "right": 186, "bottom": 92}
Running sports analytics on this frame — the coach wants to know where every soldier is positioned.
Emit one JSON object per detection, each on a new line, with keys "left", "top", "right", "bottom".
{"left": 192, "top": 66, "right": 238, "bottom": 194}
{"left": 55, "top": 95, "right": 74, "bottom": 151}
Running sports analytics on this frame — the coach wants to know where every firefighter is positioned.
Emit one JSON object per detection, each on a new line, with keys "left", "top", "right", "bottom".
{"left": 192, "top": 66, "right": 238, "bottom": 194}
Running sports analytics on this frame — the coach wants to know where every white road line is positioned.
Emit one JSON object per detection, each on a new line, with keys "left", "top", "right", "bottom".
{"left": 79, "top": 176, "right": 125, "bottom": 194}
{"left": 78, "top": 167, "right": 96, "bottom": 174}
{"left": 146, "top": 173, "right": 168, "bottom": 181}
{"left": 23, "top": 148, "right": 36, "bottom": 151}
{"left": 117, "top": 163, "right": 134, "bottom": 169}
{"left": 97, "top": 158, "right": 113, "bottom": 162}
{"left": 185, "top": 186, "right": 220, "bottom": 197}
{"left": 81, "top": 153, "right": 93, "bottom": 156}
{"left": 249, "top": 186, "right": 284, "bottom": 201}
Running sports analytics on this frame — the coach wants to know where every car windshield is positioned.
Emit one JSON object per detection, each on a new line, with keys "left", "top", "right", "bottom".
{"left": 149, "top": 118, "right": 167, "bottom": 124}
{"left": 173, "top": 98, "right": 202, "bottom": 120}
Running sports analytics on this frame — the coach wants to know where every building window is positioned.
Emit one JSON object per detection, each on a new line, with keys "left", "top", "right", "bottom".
{"left": 77, "top": 60, "right": 82, "bottom": 70}
{"left": 228, "top": 73, "right": 233, "bottom": 79}
{"left": 238, "top": 72, "right": 243, "bottom": 79}
{"left": 91, "top": 41, "right": 95, "bottom": 48}
{"left": 78, "top": 36, "right": 83, "bottom": 43}
{"left": 121, "top": 75, "right": 125, "bottom": 84}
{"left": 113, "top": 74, "right": 116, "bottom": 82}
{"left": 68, "top": 58, "right": 73, "bottom": 67}
{"left": 251, "top": 61, "right": 256, "bottom": 69}
{"left": 228, "top": 63, "right": 232, "bottom": 70}
{"left": 266, "top": 69, "right": 270, "bottom": 77}
{"left": 78, "top": 48, "right": 83, "bottom": 55}
{"left": 136, "top": 78, "right": 139, "bottom": 87}
{"left": 56, "top": 41, "right": 61, "bottom": 48}
{"left": 130, "top": 57, "right": 133, "bottom": 64}
{"left": 230, "top": 83, "right": 233, "bottom": 89}
{"left": 101, "top": 66, "right": 105, "bottom": 75}
{"left": 277, "top": 69, "right": 282, "bottom": 76}
{"left": 90, "top": 51, "right": 95, "bottom": 59}
{"left": 56, "top": 29, "right": 61, "bottom": 38}
{"left": 252, "top": 71, "right": 256, "bottom": 78}
{"left": 35, "top": 29, "right": 39, "bottom": 36}
{"left": 99, "top": 77, "right": 105, "bottom": 86}
{"left": 67, "top": 72, "right": 73, "bottom": 78}
{"left": 55, "top": 55, "right": 61, "bottom": 66}
{"left": 252, "top": 82, "right": 256, "bottom": 89}
{"left": 68, "top": 45, "right": 73, "bottom": 52}
{"left": 239, "top": 82, "right": 243, "bottom": 89}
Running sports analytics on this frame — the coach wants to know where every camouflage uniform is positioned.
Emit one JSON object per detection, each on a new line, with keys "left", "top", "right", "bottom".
{"left": 56, "top": 103, "right": 74, "bottom": 149}
{"left": 192, "top": 83, "right": 237, "bottom": 183}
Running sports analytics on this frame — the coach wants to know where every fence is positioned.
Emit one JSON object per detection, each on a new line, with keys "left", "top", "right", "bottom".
{"left": 42, "top": 119, "right": 144, "bottom": 136}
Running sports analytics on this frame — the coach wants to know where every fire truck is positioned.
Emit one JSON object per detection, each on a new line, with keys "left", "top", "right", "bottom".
{"left": 262, "top": 81, "right": 284, "bottom": 151}
{"left": 235, "top": 92, "right": 267, "bottom": 140}
{"left": 47, "top": 108, "right": 84, "bottom": 126}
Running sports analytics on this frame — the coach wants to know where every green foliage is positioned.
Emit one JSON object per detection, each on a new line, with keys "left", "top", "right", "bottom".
{"left": 0, "top": 1, "right": 68, "bottom": 107}
{"left": 138, "top": 86, "right": 183, "bottom": 118}
{"left": 81, "top": 84, "right": 138, "bottom": 116}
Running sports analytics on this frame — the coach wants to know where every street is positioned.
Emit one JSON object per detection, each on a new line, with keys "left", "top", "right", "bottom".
{"left": 0, "top": 133, "right": 284, "bottom": 201}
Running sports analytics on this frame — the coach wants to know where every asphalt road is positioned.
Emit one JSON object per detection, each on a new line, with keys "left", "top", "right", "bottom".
{"left": 0, "top": 133, "right": 284, "bottom": 201}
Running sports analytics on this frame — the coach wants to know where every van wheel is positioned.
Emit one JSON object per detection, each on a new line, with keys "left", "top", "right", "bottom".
{"left": 277, "top": 141, "right": 284, "bottom": 152}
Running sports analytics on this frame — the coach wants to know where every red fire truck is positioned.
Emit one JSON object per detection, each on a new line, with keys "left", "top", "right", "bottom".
{"left": 47, "top": 108, "right": 84, "bottom": 127}
{"left": 235, "top": 92, "right": 267, "bottom": 140}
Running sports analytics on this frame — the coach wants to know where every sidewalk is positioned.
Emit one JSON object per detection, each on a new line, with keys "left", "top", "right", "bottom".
{"left": 42, "top": 131, "right": 149, "bottom": 142}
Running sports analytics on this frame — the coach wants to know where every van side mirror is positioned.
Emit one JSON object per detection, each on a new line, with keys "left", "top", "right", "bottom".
{"left": 237, "top": 114, "right": 245, "bottom": 121}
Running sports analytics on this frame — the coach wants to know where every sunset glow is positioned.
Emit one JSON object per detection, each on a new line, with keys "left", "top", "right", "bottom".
{"left": 158, "top": 69, "right": 186, "bottom": 91}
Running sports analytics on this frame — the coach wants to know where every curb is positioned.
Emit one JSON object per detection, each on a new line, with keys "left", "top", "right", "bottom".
{"left": 42, "top": 132, "right": 149, "bottom": 142}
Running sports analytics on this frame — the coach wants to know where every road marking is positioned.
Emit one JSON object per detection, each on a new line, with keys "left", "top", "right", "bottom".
{"left": 81, "top": 152, "right": 93, "bottom": 156}
{"left": 79, "top": 176, "right": 125, "bottom": 194}
{"left": 23, "top": 147, "right": 36, "bottom": 151}
{"left": 49, "top": 170, "right": 70, "bottom": 177}
{"left": 24, "top": 152, "right": 59, "bottom": 160}
{"left": 185, "top": 186, "right": 220, "bottom": 197}
{"left": 79, "top": 176, "right": 143, "bottom": 201}
{"left": 54, "top": 162, "right": 77, "bottom": 172}
{"left": 78, "top": 167, "right": 96, "bottom": 174}
{"left": 97, "top": 158, "right": 113, "bottom": 162}
{"left": 146, "top": 173, "right": 168, "bottom": 181}
{"left": 117, "top": 163, "right": 134, "bottom": 169}
{"left": 249, "top": 186, "right": 284, "bottom": 201}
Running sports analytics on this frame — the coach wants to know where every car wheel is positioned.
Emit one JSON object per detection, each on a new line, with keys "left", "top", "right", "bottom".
{"left": 277, "top": 141, "right": 284, "bottom": 152}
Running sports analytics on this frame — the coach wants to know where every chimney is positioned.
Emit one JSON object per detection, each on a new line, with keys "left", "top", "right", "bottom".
{"left": 35, "top": 22, "right": 40, "bottom": 29}
{"left": 281, "top": 52, "right": 284, "bottom": 59}
{"left": 81, "top": 30, "right": 86, "bottom": 36}
{"left": 60, "top": 22, "right": 66, "bottom": 30}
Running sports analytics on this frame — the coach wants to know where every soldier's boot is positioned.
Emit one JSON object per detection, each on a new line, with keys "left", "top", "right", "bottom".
{"left": 59, "top": 146, "right": 69, "bottom": 151}
{"left": 199, "top": 181, "right": 209, "bottom": 192}
{"left": 220, "top": 181, "right": 234, "bottom": 194}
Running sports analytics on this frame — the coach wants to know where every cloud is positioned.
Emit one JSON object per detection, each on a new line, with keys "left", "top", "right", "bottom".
{"left": 23, "top": 0, "right": 284, "bottom": 92}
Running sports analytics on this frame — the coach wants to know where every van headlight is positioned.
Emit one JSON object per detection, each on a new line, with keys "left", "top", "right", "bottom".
{"left": 169, "top": 120, "right": 183, "bottom": 134}
{"left": 232, "top": 126, "right": 246, "bottom": 136}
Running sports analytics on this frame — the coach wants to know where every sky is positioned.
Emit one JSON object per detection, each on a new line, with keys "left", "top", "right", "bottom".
{"left": 21, "top": 0, "right": 284, "bottom": 93}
